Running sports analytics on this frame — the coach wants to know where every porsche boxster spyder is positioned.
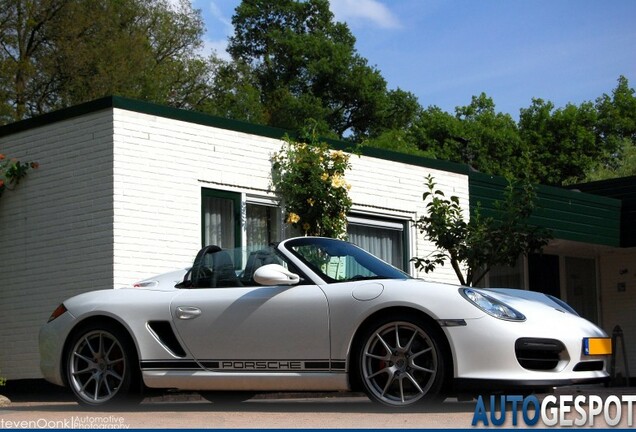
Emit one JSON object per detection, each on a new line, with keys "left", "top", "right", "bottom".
{"left": 39, "top": 237, "right": 610, "bottom": 407}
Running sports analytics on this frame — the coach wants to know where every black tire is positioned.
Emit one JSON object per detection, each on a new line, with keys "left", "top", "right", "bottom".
{"left": 65, "top": 322, "right": 142, "bottom": 407}
{"left": 356, "top": 313, "right": 447, "bottom": 408}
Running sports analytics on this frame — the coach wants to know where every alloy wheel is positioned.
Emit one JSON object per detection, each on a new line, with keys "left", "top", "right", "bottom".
{"left": 68, "top": 329, "right": 127, "bottom": 405}
{"left": 361, "top": 321, "right": 439, "bottom": 406}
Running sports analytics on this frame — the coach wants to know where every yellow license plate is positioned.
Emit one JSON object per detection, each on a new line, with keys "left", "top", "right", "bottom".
{"left": 583, "top": 337, "right": 612, "bottom": 355}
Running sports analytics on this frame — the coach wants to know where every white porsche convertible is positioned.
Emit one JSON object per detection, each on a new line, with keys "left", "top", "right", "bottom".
{"left": 40, "top": 237, "right": 611, "bottom": 408}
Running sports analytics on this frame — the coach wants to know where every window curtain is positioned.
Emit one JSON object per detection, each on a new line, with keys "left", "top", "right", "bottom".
{"left": 348, "top": 224, "right": 403, "bottom": 270}
{"left": 246, "top": 204, "right": 280, "bottom": 250}
{"left": 203, "top": 197, "right": 234, "bottom": 248}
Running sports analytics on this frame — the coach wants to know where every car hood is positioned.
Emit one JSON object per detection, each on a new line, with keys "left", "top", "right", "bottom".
{"left": 484, "top": 287, "right": 579, "bottom": 316}
{"left": 402, "top": 279, "right": 588, "bottom": 325}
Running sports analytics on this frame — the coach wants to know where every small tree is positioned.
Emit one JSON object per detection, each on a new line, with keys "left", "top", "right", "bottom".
{"left": 412, "top": 175, "right": 551, "bottom": 286}
{"left": 271, "top": 124, "right": 353, "bottom": 239}
{"left": 0, "top": 153, "right": 38, "bottom": 199}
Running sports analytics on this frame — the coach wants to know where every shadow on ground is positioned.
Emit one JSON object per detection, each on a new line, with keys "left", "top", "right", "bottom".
{"left": 3, "top": 379, "right": 632, "bottom": 415}
{"left": 2, "top": 379, "right": 479, "bottom": 414}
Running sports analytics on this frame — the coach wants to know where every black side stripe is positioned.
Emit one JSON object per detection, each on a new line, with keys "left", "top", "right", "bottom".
{"left": 140, "top": 360, "right": 346, "bottom": 371}
{"left": 140, "top": 360, "right": 203, "bottom": 370}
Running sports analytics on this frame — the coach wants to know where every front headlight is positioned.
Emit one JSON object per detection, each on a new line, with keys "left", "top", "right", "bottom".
{"left": 460, "top": 288, "right": 526, "bottom": 321}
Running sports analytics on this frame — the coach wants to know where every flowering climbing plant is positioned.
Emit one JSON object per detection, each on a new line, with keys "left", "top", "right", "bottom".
{"left": 271, "top": 130, "right": 353, "bottom": 240}
{"left": 0, "top": 152, "right": 39, "bottom": 199}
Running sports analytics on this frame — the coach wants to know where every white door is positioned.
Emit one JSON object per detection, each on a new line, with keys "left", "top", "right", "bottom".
{"left": 170, "top": 284, "right": 330, "bottom": 368}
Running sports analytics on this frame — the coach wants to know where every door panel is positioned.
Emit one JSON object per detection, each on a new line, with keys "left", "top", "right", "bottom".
{"left": 170, "top": 285, "right": 329, "bottom": 364}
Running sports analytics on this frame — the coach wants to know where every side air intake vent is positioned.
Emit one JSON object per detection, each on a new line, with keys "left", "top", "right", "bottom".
{"left": 515, "top": 338, "right": 566, "bottom": 371}
{"left": 147, "top": 321, "right": 187, "bottom": 357}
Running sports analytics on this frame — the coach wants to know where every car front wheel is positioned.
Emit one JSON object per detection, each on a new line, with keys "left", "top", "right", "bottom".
{"left": 357, "top": 315, "right": 446, "bottom": 407}
{"left": 66, "top": 323, "right": 140, "bottom": 407}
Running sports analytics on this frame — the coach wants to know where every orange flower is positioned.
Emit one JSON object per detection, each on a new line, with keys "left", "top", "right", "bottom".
{"left": 0, "top": 179, "right": 4, "bottom": 188}
{"left": 0, "top": 153, "right": 5, "bottom": 160}
{"left": 30, "top": 162, "right": 39, "bottom": 169}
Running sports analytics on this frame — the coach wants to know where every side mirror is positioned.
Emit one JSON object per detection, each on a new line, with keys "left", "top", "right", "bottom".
{"left": 254, "top": 264, "right": 300, "bottom": 286}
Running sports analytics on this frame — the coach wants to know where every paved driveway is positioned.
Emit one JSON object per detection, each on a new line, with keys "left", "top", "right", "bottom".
{"left": 1, "top": 395, "right": 478, "bottom": 429}
{"left": 1, "top": 386, "right": 634, "bottom": 429}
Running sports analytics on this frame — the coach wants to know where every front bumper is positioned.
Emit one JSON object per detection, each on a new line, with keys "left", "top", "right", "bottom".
{"left": 445, "top": 311, "right": 611, "bottom": 386}
{"left": 39, "top": 311, "right": 76, "bottom": 387}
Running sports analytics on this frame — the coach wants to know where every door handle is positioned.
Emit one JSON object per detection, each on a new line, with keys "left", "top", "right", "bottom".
{"left": 176, "top": 306, "right": 202, "bottom": 320}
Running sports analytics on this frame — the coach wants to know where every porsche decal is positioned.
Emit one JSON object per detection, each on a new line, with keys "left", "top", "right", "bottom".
{"left": 140, "top": 360, "right": 346, "bottom": 372}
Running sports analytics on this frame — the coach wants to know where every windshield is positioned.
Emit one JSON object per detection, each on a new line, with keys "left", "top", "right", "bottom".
{"left": 283, "top": 237, "right": 410, "bottom": 283}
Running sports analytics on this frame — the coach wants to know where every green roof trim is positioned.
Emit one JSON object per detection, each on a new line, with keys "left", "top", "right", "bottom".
{"left": 111, "top": 96, "right": 293, "bottom": 140}
{"left": 569, "top": 176, "right": 636, "bottom": 247}
{"left": 469, "top": 172, "right": 622, "bottom": 247}
{"left": 0, "top": 95, "right": 291, "bottom": 140}
{"left": 0, "top": 97, "right": 116, "bottom": 138}
{"left": 323, "top": 137, "right": 468, "bottom": 175}
{"left": 0, "top": 95, "right": 469, "bottom": 175}
{"left": 570, "top": 175, "right": 636, "bottom": 202}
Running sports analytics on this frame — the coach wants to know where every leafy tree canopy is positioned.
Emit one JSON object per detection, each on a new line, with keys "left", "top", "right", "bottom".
{"left": 228, "top": 0, "right": 413, "bottom": 140}
{"left": 0, "top": 0, "right": 213, "bottom": 123}
{"left": 365, "top": 76, "right": 636, "bottom": 186}
{"left": 408, "top": 94, "right": 529, "bottom": 180}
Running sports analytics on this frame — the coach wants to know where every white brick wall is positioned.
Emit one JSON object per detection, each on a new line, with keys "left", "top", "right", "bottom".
{"left": 0, "top": 106, "right": 469, "bottom": 379}
{"left": 347, "top": 155, "right": 469, "bottom": 283}
{"left": 110, "top": 108, "right": 469, "bottom": 286}
{"left": 110, "top": 110, "right": 288, "bottom": 286}
{"left": 599, "top": 249, "right": 636, "bottom": 378}
{"left": 0, "top": 111, "right": 115, "bottom": 379}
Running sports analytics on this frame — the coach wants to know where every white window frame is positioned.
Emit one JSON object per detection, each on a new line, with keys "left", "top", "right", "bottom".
{"left": 243, "top": 194, "right": 284, "bottom": 250}
{"left": 347, "top": 212, "right": 412, "bottom": 273}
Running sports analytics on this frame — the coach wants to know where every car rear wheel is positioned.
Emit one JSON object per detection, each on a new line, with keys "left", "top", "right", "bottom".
{"left": 357, "top": 315, "right": 446, "bottom": 407}
{"left": 66, "top": 323, "right": 141, "bottom": 407}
